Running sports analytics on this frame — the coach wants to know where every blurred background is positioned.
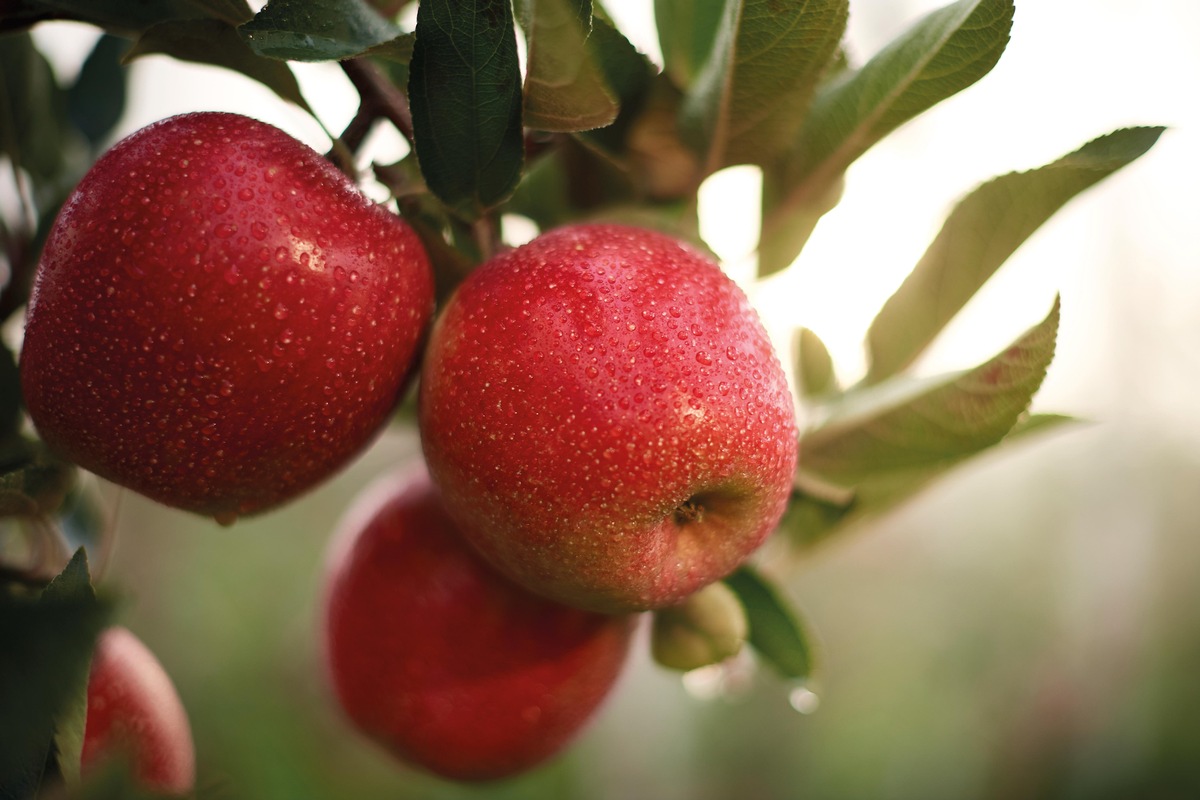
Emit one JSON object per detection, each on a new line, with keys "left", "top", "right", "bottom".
{"left": 26, "top": 0, "right": 1200, "bottom": 797}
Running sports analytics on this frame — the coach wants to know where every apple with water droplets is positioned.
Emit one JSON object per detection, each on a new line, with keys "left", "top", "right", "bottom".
{"left": 419, "top": 223, "right": 797, "bottom": 613}
{"left": 82, "top": 627, "right": 195, "bottom": 795}
{"left": 322, "top": 466, "right": 635, "bottom": 781}
{"left": 19, "top": 112, "right": 434, "bottom": 521}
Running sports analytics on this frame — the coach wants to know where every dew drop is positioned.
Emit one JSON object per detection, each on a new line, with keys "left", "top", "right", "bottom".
{"left": 696, "top": 351, "right": 713, "bottom": 366}
{"left": 237, "top": 187, "right": 254, "bottom": 202}
{"left": 212, "top": 197, "right": 230, "bottom": 214}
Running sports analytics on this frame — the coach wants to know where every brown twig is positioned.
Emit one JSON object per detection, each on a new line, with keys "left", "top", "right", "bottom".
{"left": 339, "top": 57, "right": 415, "bottom": 146}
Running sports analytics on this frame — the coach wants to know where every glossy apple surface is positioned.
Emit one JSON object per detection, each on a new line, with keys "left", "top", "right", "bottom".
{"left": 20, "top": 112, "right": 433, "bottom": 522}
{"left": 419, "top": 223, "right": 797, "bottom": 612}
{"left": 322, "top": 467, "right": 635, "bottom": 782}
{"left": 82, "top": 627, "right": 195, "bottom": 795}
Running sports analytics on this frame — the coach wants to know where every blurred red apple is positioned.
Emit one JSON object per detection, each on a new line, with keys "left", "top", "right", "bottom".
{"left": 322, "top": 467, "right": 635, "bottom": 782}
{"left": 81, "top": 627, "right": 195, "bottom": 795}
{"left": 20, "top": 112, "right": 434, "bottom": 523}
{"left": 419, "top": 223, "right": 797, "bottom": 612}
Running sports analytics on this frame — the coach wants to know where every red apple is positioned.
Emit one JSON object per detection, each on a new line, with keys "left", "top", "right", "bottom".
{"left": 418, "top": 223, "right": 797, "bottom": 613}
{"left": 82, "top": 627, "right": 195, "bottom": 795}
{"left": 20, "top": 112, "right": 434, "bottom": 522}
{"left": 321, "top": 466, "right": 635, "bottom": 782}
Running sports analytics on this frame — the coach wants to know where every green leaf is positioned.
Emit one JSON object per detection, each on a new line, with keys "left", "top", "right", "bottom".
{"left": 0, "top": 341, "right": 21, "bottom": 444}
{"left": 517, "top": 0, "right": 618, "bottom": 133}
{"left": 724, "top": 565, "right": 814, "bottom": 680}
{"left": 785, "top": 300, "right": 1061, "bottom": 550}
{"left": 654, "top": 0, "right": 724, "bottom": 90}
{"left": 865, "top": 127, "right": 1166, "bottom": 383}
{"left": 795, "top": 326, "right": 836, "bottom": 398}
{"left": 0, "top": 549, "right": 113, "bottom": 797}
{"left": 240, "top": 0, "right": 403, "bottom": 62}
{"left": 126, "top": 19, "right": 313, "bottom": 113}
{"left": 408, "top": 0, "right": 525, "bottom": 218}
{"left": 785, "top": 411, "right": 1078, "bottom": 550}
{"left": 759, "top": 0, "right": 1013, "bottom": 274}
{"left": 680, "top": 0, "right": 848, "bottom": 174}
{"left": 575, "top": 12, "right": 655, "bottom": 154}
{"left": 0, "top": 0, "right": 252, "bottom": 36}
{"left": 66, "top": 34, "right": 128, "bottom": 150}
{"left": 0, "top": 33, "right": 68, "bottom": 185}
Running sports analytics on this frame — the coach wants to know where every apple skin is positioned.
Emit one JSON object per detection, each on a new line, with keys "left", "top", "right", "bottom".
{"left": 418, "top": 223, "right": 797, "bottom": 613}
{"left": 20, "top": 112, "right": 434, "bottom": 522}
{"left": 82, "top": 627, "right": 195, "bottom": 795}
{"left": 321, "top": 467, "right": 635, "bottom": 782}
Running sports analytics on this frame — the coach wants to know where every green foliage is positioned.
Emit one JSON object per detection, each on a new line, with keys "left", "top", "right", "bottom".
{"left": 0, "top": 550, "right": 113, "bottom": 798}
{"left": 0, "top": 0, "right": 1168, "bottom": 791}
{"left": 724, "top": 566, "right": 815, "bottom": 680}
{"left": 759, "top": 0, "right": 1015, "bottom": 275}
{"left": 786, "top": 300, "right": 1066, "bottom": 550}
{"left": 678, "top": 0, "right": 847, "bottom": 174}
{"left": 865, "top": 126, "right": 1166, "bottom": 382}
{"left": 408, "top": 0, "right": 525, "bottom": 218}
{"left": 240, "top": 0, "right": 403, "bottom": 61}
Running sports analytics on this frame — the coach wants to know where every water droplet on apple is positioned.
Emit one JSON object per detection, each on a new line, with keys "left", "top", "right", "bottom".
{"left": 696, "top": 351, "right": 713, "bottom": 366}
{"left": 274, "top": 304, "right": 289, "bottom": 321}
{"left": 212, "top": 197, "right": 230, "bottom": 214}
{"left": 237, "top": 187, "right": 254, "bottom": 202}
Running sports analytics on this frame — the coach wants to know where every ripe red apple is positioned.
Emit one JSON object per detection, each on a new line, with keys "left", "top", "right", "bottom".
{"left": 321, "top": 467, "right": 635, "bottom": 782}
{"left": 418, "top": 223, "right": 797, "bottom": 613}
{"left": 20, "top": 112, "right": 434, "bottom": 522}
{"left": 81, "top": 627, "right": 195, "bottom": 795}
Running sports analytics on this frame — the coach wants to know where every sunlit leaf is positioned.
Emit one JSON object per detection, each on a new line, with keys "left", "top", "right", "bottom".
{"left": 517, "top": 0, "right": 618, "bottom": 132}
{"left": 865, "top": 127, "right": 1165, "bottom": 383}
{"left": 653, "top": 0, "right": 723, "bottom": 89}
{"left": 126, "top": 19, "right": 313, "bottom": 113}
{"left": 680, "top": 0, "right": 847, "bottom": 173}
{"left": 785, "top": 301, "right": 1063, "bottom": 550}
{"left": 408, "top": 0, "right": 524, "bottom": 218}
{"left": 759, "top": 0, "right": 1013, "bottom": 275}
{"left": 796, "top": 327, "right": 836, "bottom": 398}
{"left": 724, "top": 565, "right": 814, "bottom": 680}
{"left": 240, "top": 0, "right": 403, "bottom": 61}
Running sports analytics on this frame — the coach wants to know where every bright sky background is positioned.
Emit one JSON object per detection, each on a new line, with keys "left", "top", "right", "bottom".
{"left": 32, "top": 0, "right": 1199, "bottom": 437}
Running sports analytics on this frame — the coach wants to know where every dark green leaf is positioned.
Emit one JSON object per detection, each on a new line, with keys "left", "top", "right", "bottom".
{"left": 240, "top": 0, "right": 403, "bottom": 62}
{"left": 759, "top": 0, "right": 1013, "bottom": 275}
{"left": 865, "top": 127, "right": 1165, "bottom": 383}
{"left": 724, "top": 565, "right": 814, "bottom": 680}
{"left": 680, "top": 0, "right": 848, "bottom": 174}
{"left": 796, "top": 327, "right": 836, "bottom": 398}
{"left": 67, "top": 34, "right": 128, "bottom": 149}
{"left": 0, "top": 0, "right": 252, "bottom": 35}
{"left": 654, "top": 0, "right": 724, "bottom": 90}
{"left": 0, "top": 341, "right": 20, "bottom": 443}
{"left": 0, "top": 33, "right": 68, "bottom": 184}
{"left": 517, "top": 0, "right": 618, "bottom": 132}
{"left": 0, "top": 549, "right": 113, "bottom": 798}
{"left": 126, "top": 19, "right": 313, "bottom": 113}
{"left": 408, "top": 0, "right": 524, "bottom": 218}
